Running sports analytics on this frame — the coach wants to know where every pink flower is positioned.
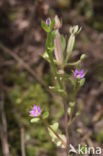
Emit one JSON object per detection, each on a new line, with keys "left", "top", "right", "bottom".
{"left": 30, "top": 105, "right": 41, "bottom": 117}
{"left": 74, "top": 69, "right": 85, "bottom": 79}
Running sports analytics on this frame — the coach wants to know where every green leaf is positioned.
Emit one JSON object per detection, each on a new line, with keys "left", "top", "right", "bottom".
{"left": 50, "top": 19, "right": 55, "bottom": 31}
{"left": 41, "top": 21, "right": 50, "bottom": 33}
{"left": 42, "top": 51, "right": 50, "bottom": 62}
{"left": 48, "top": 124, "right": 66, "bottom": 148}
{"left": 42, "top": 111, "right": 49, "bottom": 119}
{"left": 50, "top": 122, "right": 59, "bottom": 131}
{"left": 46, "top": 32, "right": 53, "bottom": 48}
{"left": 48, "top": 128, "right": 57, "bottom": 140}
{"left": 47, "top": 46, "right": 55, "bottom": 52}
{"left": 30, "top": 118, "right": 40, "bottom": 123}
{"left": 59, "top": 134, "right": 66, "bottom": 143}
{"left": 51, "top": 30, "right": 58, "bottom": 38}
{"left": 79, "top": 78, "right": 85, "bottom": 87}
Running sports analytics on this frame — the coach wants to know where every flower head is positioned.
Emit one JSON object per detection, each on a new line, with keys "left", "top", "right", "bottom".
{"left": 74, "top": 69, "right": 85, "bottom": 79}
{"left": 30, "top": 105, "right": 41, "bottom": 117}
{"left": 46, "top": 18, "right": 51, "bottom": 26}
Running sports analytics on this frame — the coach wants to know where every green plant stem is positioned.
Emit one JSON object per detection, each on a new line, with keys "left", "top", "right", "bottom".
{"left": 64, "top": 101, "right": 69, "bottom": 156}
{"left": 49, "top": 51, "right": 63, "bottom": 88}
{"left": 47, "top": 31, "right": 69, "bottom": 155}
{"left": 69, "top": 81, "right": 78, "bottom": 124}
{"left": 64, "top": 60, "right": 81, "bottom": 67}
{"left": 46, "top": 32, "right": 63, "bottom": 89}
{"left": 62, "top": 77, "right": 69, "bottom": 156}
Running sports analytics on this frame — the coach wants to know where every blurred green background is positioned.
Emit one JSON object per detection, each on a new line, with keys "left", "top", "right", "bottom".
{"left": 0, "top": 0, "right": 103, "bottom": 156}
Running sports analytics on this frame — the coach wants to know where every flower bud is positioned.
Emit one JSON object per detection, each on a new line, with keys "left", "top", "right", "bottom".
{"left": 66, "top": 34, "right": 75, "bottom": 62}
{"left": 80, "top": 54, "right": 86, "bottom": 61}
{"left": 70, "top": 25, "right": 81, "bottom": 35}
{"left": 54, "top": 15, "right": 62, "bottom": 29}
{"left": 46, "top": 18, "right": 51, "bottom": 26}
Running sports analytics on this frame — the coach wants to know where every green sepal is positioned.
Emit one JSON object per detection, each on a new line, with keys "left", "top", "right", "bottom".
{"left": 79, "top": 78, "right": 85, "bottom": 87}
{"left": 50, "top": 19, "right": 55, "bottom": 31}
{"left": 42, "top": 111, "right": 49, "bottom": 119}
{"left": 41, "top": 21, "right": 51, "bottom": 33}
{"left": 42, "top": 51, "right": 50, "bottom": 62}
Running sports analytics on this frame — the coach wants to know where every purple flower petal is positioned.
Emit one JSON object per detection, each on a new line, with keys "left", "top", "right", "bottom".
{"left": 30, "top": 110, "right": 35, "bottom": 116}
{"left": 33, "top": 105, "right": 37, "bottom": 111}
{"left": 38, "top": 106, "right": 41, "bottom": 114}
{"left": 30, "top": 105, "right": 41, "bottom": 117}
{"left": 46, "top": 18, "right": 51, "bottom": 26}
{"left": 74, "top": 69, "right": 85, "bottom": 79}
{"left": 74, "top": 69, "right": 79, "bottom": 77}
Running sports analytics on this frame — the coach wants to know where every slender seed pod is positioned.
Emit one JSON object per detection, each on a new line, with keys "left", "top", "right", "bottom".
{"left": 54, "top": 30, "right": 63, "bottom": 66}
{"left": 66, "top": 34, "right": 75, "bottom": 62}
{"left": 54, "top": 15, "right": 62, "bottom": 30}
{"left": 66, "top": 25, "right": 81, "bottom": 63}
